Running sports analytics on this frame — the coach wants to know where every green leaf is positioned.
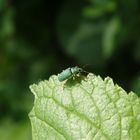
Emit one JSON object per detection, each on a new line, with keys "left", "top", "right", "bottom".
{"left": 83, "top": 2, "right": 116, "bottom": 18}
{"left": 0, "top": 119, "right": 31, "bottom": 140}
{"left": 102, "top": 17, "right": 120, "bottom": 59}
{"left": 0, "top": 0, "right": 6, "bottom": 11}
{"left": 65, "top": 23, "right": 105, "bottom": 67}
{"left": 29, "top": 73, "right": 140, "bottom": 140}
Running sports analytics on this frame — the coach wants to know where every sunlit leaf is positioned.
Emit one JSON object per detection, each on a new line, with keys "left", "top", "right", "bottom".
{"left": 29, "top": 73, "right": 140, "bottom": 140}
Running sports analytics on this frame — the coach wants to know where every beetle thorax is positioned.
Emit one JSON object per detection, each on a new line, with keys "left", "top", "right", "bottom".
{"left": 71, "top": 66, "right": 82, "bottom": 74}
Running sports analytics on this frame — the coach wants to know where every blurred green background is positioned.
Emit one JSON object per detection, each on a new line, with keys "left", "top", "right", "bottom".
{"left": 0, "top": 0, "right": 140, "bottom": 139}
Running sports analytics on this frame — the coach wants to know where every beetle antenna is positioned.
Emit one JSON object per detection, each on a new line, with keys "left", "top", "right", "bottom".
{"left": 82, "top": 64, "right": 89, "bottom": 69}
{"left": 82, "top": 70, "right": 90, "bottom": 74}
{"left": 82, "top": 64, "right": 93, "bottom": 74}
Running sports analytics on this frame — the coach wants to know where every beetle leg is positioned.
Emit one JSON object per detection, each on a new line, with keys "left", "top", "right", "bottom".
{"left": 72, "top": 75, "right": 75, "bottom": 80}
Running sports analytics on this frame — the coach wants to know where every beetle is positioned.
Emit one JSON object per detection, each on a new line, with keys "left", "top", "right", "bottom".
{"left": 58, "top": 66, "right": 87, "bottom": 82}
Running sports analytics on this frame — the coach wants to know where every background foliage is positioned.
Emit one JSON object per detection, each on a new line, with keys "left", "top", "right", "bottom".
{"left": 0, "top": 0, "right": 140, "bottom": 139}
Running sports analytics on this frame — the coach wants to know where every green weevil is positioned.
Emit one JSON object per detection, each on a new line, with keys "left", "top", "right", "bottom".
{"left": 58, "top": 66, "right": 87, "bottom": 82}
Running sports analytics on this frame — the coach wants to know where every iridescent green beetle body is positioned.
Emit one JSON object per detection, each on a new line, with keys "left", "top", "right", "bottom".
{"left": 58, "top": 66, "right": 83, "bottom": 82}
